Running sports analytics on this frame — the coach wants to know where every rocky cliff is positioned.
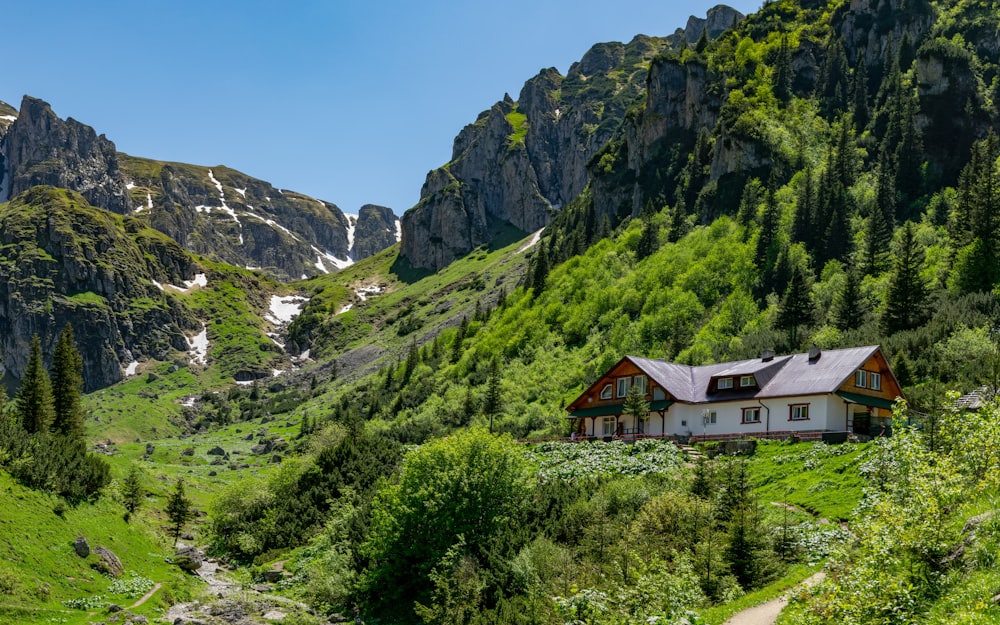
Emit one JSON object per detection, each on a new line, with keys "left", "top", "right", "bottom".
{"left": 0, "top": 97, "right": 399, "bottom": 282}
{"left": 2, "top": 96, "right": 133, "bottom": 214}
{"left": 0, "top": 186, "right": 200, "bottom": 391}
{"left": 352, "top": 204, "right": 399, "bottom": 261}
{"left": 400, "top": 5, "right": 745, "bottom": 272}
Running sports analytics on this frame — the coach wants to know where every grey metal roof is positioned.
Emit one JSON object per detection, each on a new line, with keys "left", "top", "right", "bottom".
{"left": 628, "top": 346, "right": 880, "bottom": 404}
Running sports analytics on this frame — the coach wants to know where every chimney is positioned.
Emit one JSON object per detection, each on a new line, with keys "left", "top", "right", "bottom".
{"left": 808, "top": 346, "right": 821, "bottom": 361}
{"left": 761, "top": 349, "right": 774, "bottom": 362}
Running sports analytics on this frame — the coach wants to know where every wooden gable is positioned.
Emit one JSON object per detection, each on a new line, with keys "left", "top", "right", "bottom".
{"left": 566, "top": 357, "right": 671, "bottom": 414}
{"left": 836, "top": 347, "right": 904, "bottom": 401}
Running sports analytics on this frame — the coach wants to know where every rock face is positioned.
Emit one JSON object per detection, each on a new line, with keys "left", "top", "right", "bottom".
{"left": 0, "top": 96, "right": 398, "bottom": 282}
{"left": 352, "top": 204, "right": 399, "bottom": 261}
{"left": 2, "top": 96, "right": 133, "bottom": 214}
{"left": 400, "top": 7, "right": 744, "bottom": 272}
{"left": 0, "top": 186, "right": 201, "bottom": 390}
{"left": 93, "top": 546, "right": 124, "bottom": 577}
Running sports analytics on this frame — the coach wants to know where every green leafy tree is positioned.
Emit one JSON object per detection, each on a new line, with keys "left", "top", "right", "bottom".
{"left": 166, "top": 478, "right": 193, "bottom": 546}
{"left": 623, "top": 383, "right": 649, "bottom": 433}
{"left": 361, "top": 428, "right": 532, "bottom": 620}
{"left": 50, "top": 324, "right": 85, "bottom": 440}
{"left": 16, "top": 334, "right": 54, "bottom": 435}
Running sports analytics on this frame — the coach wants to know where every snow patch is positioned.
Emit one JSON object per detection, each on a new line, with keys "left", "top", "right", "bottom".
{"left": 297, "top": 349, "right": 311, "bottom": 361}
{"left": 124, "top": 360, "right": 140, "bottom": 376}
{"left": 337, "top": 303, "right": 354, "bottom": 314}
{"left": 0, "top": 115, "right": 17, "bottom": 122}
{"left": 356, "top": 285, "right": 384, "bottom": 301}
{"left": 267, "top": 294, "right": 308, "bottom": 324}
{"left": 345, "top": 214, "right": 358, "bottom": 256}
{"left": 205, "top": 170, "right": 244, "bottom": 244}
{"left": 246, "top": 213, "right": 301, "bottom": 241}
{"left": 272, "top": 369, "right": 285, "bottom": 378}
{"left": 311, "top": 246, "right": 352, "bottom": 272}
{"left": 235, "top": 379, "right": 255, "bottom": 386}
{"left": 180, "top": 396, "right": 197, "bottom": 407}
{"left": 187, "top": 325, "right": 209, "bottom": 366}
{"left": 517, "top": 229, "right": 544, "bottom": 254}
{"left": 126, "top": 181, "right": 136, "bottom": 190}
{"left": 235, "top": 187, "right": 247, "bottom": 197}
{"left": 153, "top": 273, "right": 207, "bottom": 293}
{"left": 394, "top": 219, "right": 402, "bottom": 242}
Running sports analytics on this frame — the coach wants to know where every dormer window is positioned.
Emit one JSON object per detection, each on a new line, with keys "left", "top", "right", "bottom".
{"left": 600, "top": 384, "right": 613, "bottom": 400}
{"left": 870, "top": 372, "right": 881, "bottom": 391}
{"left": 855, "top": 370, "right": 868, "bottom": 388}
{"left": 740, "top": 375, "right": 755, "bottom": 387}
{"left": 717, "top": 377, "right": 733, "bottom": 390}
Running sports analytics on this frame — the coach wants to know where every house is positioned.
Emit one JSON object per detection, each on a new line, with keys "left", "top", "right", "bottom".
{"left": 566, "top": 346, "right": 903, "bottom": 441}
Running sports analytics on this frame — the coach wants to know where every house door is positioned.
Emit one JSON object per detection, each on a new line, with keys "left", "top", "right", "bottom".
{"left": 853, "top": 412, "right": 871, "bottom": 435}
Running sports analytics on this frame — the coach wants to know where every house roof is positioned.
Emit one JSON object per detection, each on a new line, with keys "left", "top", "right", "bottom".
{"left": 627, "top": 345, "right": 883, "bottom": 404}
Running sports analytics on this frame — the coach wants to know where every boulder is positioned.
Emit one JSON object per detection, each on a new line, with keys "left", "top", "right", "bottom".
{"left": 173, "top": 546, "right": 203, "bottom": 572}
{"left": 74, "top": 536, "right": 90, "bottom": 558}
{"left": 93, "top": 546, "right": 124, "bottom": 577}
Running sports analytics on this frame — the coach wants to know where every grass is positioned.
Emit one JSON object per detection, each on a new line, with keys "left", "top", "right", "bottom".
{"left": 0, "top": 471, "right": 196, "bottom": 625}
{"left": 506, "top": 108, "right": 528, "bottom": 149}
{"left": 745, "top": 440, "right": 871, "bottom": 521}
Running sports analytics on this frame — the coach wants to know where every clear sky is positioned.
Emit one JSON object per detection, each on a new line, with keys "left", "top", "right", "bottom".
{"left": 3, "top": 1, "right": 760, "bottom": 215}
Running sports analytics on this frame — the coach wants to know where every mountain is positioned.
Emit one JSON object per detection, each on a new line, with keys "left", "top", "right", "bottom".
{"left": 0, "top": 96, "right": 400, "bottom": 282}
{"left": 399, "top": 5, "right": 746, "bottom": 271}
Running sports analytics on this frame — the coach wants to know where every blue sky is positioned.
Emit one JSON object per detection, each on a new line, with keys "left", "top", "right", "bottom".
{"left": 3, "top": 1, "right": 760, "bottom": 215}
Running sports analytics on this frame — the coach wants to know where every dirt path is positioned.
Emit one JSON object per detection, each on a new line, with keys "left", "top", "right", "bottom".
{"left": 129, "top": 582, "right": 162, "bottom": 609}
{"left": 721, "top": 571, "right": 826, "bottom": 625}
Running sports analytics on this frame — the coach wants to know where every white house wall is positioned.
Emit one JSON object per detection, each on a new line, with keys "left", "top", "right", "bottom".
{"left": 608, "top": 394, "right": 851, "bottom": 438}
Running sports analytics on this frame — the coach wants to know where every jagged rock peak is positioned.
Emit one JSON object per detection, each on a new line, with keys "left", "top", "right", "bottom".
{"left": 4, "top": 96, "right": 133, "bottom": 214}
{"left": 682, "top": 5, "right": 745, "bottom": 43}
{"left": 352, "top": 204, "right": 400, "bottom": 261}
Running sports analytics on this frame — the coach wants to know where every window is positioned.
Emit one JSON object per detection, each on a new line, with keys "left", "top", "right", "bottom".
{"left": 790, "top": 404, "right": 810, "bottom": 421}
{"left": 855, "top": 370, "right": 867, "bottom": 388}
{"left": 617, "top": 377, "right": 630, "bottom": 398}
{"left": 702, "top": 410, "right": 717, "bottom": 425}
{"left": 740, "top": 375, "right": 755, "bottom": 387}
{"left": 717, "top": 377, "right": 733, "bottom": 390}
{"left": 600, "top": 384, "right": 613, "bottom": 400}
{"left": 602, "top": 417, "right": 616, "bottom": 436}
{"left": 633, "top": 375, "right": 647, "bottom": 395}
{"left": 742, "top": 407, "right": 761, "bottom": 424}
{"left": 870, "top": 372, "right": 882, "bottom": 391}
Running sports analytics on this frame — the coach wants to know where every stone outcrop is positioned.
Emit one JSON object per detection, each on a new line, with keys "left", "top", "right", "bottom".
{"left": 0, "top": 186, "right": 201, "bottom": 390}
{"left": 352, "top": 204, "right": 399, "bottom": 260}
{"left": 93, "top": 546, "right": 124, "bottom": 577}
{"left": 0, "top": 96, "right": 398, "bottom": 282}
{"left": 2, "top": 96, "right": 133, "bottom": 214}
{"left": 400, "top": 7, "right": 744, "bottom": 272}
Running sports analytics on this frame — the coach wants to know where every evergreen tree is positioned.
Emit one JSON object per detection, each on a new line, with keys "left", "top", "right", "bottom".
{"left": 451, "top": 317, "right": 468, "bottom": 363}
{"left": 818, "top": 37, "right": 850, "bottom": 117}
{"left": 402, "top": 342, "right": 419, "bottom": 387}
{"left": 850, "top": 53, "right": 870, "bottom": 130}
{"left": 16, "top": 334, "right": 55, "bottom": 435}
{"left": 50, "top": 324, "right": 85, "bottom": 440}
{"left": 668, "top": 198, "right": 688, "bottom": 243}
{"left": 791, "top": 167, "right": 815, "bottom": 249}
{"left": 833, "top": 266, "right": 865, "bottom": 331}
{"left": 772, "top": 34, "right": 793, "bottom": 103}
{"left": 882, "top": 222, "right": 928, "bottom": 334}
{"left": 737, "top": 178, "right": 764, "bottom": 228}
{"left": 777, "top": 263, "right": 814, "bottom": 346}
{"left": 482, "top": 359, "right": 503, "bottom": 433}
{"left": 165, "top": 478, "right": 193, "bottom": 546}
{"left": 623, "top": 383, "right": 649, "bottom": 433}
{"left": 530, "top": 241, "right": 549, "bottom": 297}
{"left": 122, "top": 463, "right": 144, "bottom": 523}
{"left": 754, "top": 187, "right": 782, "bottom": 297}
{"left": 865, "top": 178, "right": 894, "bottom": 276}
{"left": 635, "top": 217, "right": 659, "bottom": 260}
{"left": 952, "top": 133, "right": 1000, "bottom": 291}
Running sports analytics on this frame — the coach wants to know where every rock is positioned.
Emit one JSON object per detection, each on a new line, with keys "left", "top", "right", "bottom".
{"left": 107, "top": 603, "right": 123, "bottom": 612}
{"left": 261, "top": 610, "right": 286, "bottom": 621}
{"left": 181, "top": 447, "right": 195, "bottom": 456}
{"left": 128, "top": 616, "right": 149, "bottom": 624}
{"left": 352, "top": 205, "right": 399, "bottom": 260}
{"left": 262, "top": 570, "right": 283, "bottom": 583}
{"left": 208, "top": 470, "right": 218, "bottom": 477}
{"left": 145, "top": 443, "right": 155, "bottom": 455}
{"left": 173, "top": 546, "right": 203, "bottom": 572}
{"left": 93, "top": 546, "right": 124, "bottom": 577}
{"left": 270, "top": 454, "right": 283, "bottom": 463}
{"left": 206, "top": 446, "right": 226, "bottom": 456}
{"left": 74, "top": 536, "right": 90, "bottom": 558}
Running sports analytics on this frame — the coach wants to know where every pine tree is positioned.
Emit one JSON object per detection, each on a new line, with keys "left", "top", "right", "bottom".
{"left": 833, "top": 266, "right": 865, "bottom": 331}
{"left": 865, "top": 182, "right": 894, "bottom": 276}
{"left": 851, "top": 53, "right": 870, "bottom": 130}
{"left": 402, "top": 342, "right": 419, "bottom": 387}
{"left": 165, "top": 478, "right": 193, "bottom": 546}
{"left": 122, "top": 463, "right": 143, "bottom": 523}
{"left": 50, "top": 324, "right": 85, "bottom": 440}
{"left": 16, "top": 334, "right": 55, "bottom": 435}
{"left": 882, "top": 222, "right": 928, "bottom": 334}
{"left": 773, "top": 34, "right": 794, "bottom": 103}
{"left": 451, "top": 317, "right": 468, "bottom": 363}
{"left": 482, "top": 359, "right": 503, "bottom": 433}
{"left": 635, "top": 217, "right": 659, "bottom": 260}
{"left": 791, "top": 167, "right": 815, "bottom": 249}
{"left": 530, "top": 242, "right": 549, "bottom": 297}
{"left": 777, "top": 263, "right": 814, "bottom": 346}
